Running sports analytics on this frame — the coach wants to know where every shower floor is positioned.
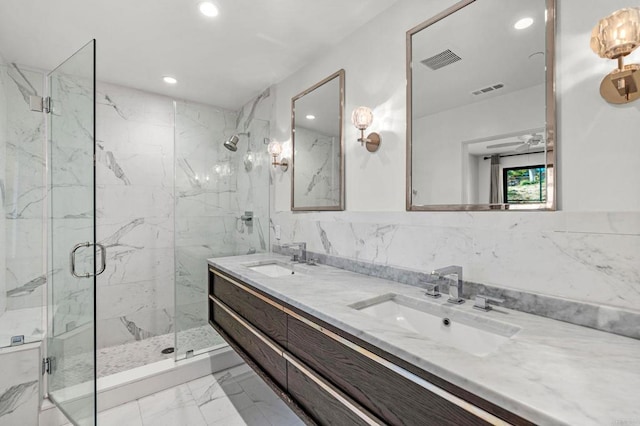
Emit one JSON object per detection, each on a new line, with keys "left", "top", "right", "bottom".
{"left": 97, "top": 325, "right": 226, "bottom": 378}
{"left": 55, "top": 325, "right": 226, "bottom": 387}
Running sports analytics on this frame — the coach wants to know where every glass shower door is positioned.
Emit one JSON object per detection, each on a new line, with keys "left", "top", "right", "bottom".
{"left": 47, "top": 40, "right": 98, "bottom": 426}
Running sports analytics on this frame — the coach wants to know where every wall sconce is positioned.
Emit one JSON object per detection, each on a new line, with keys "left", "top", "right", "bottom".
{"left": 267, "top": 140, "right": 289, "bottom": 171}
{"left": 591, "top": 7, "right": 640, "bottom": 104}
{"left": 351, "top": 106, "right": 381, "bottom": 152}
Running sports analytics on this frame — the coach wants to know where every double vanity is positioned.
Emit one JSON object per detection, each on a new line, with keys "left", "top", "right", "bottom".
{"left": 208, "top": 253, "right": 640, "bottom": 426}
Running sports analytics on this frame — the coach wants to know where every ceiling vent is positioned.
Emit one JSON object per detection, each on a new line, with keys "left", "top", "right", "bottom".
{"left": 420, "top": 49, "right": 462, "bottom": 70}
{"left": 471, "top": 83, "right": 505, "bottom": 96}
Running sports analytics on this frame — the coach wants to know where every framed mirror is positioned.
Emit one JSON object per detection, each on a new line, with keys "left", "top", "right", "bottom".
{"left": 291, "top": 69, "right": 345, "bottom": 211}
{"left": 406, "top": 0, "right": 556, "bottom": 211}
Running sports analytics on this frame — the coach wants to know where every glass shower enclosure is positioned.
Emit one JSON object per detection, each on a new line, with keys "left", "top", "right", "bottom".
{"left": 47, "top": 40, "right": 99, "bottom": 426}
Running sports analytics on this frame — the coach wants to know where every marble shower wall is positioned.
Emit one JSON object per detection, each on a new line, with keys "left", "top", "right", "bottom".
{"left": 0, "top": 64, "right": 7, "bottom": 316}
{"left": 95, "top": 82, "right": 176, "bottom": 349}
{"left": 175, "top": 97, "right": 271, "bottom": 354}
{"left": 0, "top": 64, "right": 46, "bottom": 318}
{"left": 293, "top": 126, "right": 340, "bottom": 207}
{"left": 96, "top": 82, "right": 271, "bottom": 351}
{"left": 0, "top": 344, "right": 41, "bottom": 426}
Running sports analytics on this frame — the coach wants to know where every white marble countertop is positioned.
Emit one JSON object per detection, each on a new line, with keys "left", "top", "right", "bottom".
{"left": 208, "top": 253, "right": 640, "bottom": 426}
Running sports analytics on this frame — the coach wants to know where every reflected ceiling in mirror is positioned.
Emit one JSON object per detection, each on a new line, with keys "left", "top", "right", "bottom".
{"left": 406, "top": 0, "right": 556, "bottom": 211}
{"left": 291, "top": 69, "right": 345, "bottom": 211}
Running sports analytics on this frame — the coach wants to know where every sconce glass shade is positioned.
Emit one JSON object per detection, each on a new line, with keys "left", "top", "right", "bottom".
{"left": 351, "top": 106, "right": 373, "bottom": 130}
{"left": 591, "top": 7, "right": 640, "bottom": 59}
{"left": 267, "top": 140, "right": 282, "bottom": 156}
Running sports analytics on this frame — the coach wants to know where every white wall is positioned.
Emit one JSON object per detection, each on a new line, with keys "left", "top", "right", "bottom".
{"left": 269, "top": 0, "right": 640, "bottom": 311}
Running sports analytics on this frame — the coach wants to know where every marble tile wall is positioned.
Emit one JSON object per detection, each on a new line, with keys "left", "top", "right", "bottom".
{"left": 49, "top": 64, "right": 97, "bottom": 340}
{"left": 95, "top": 83, "right": 272, "bottom": 352}
{"left": 0, "top": 343, "right": 41, "bottom": 426}
{"left": 94, "top": 82, "right": 176, "bottom": 349}
{"left": 0, "top": 63, "right": 7, "bottom": 316}
{"left": 271, "top": 211, "right": 640, "bottom": 314}
{"left": 175, "top": 94, "right": 271, "bottom": 355}
{"left": 0, "top": 63, "right": 45, "bottom": 340}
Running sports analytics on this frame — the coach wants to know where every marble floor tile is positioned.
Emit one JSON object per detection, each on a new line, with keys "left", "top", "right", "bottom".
{"left": 214, "top": 405, "right": 272, "bottom": 426}
{"left": 197, "top": 391, "right": 255, "bottom": 425}
{"left": 237, "top": 374, "right": 281, "bottom": 405}
{"left": 137, "top": 384, "right": 207, "bottom": 426}
{"left": 81, "top": 363, "right": 302, "bottom": 426}
{"left": 255, "top": 398, "right": 305, "bottom": 426}
{"left": 97, "top": 400, "right": 143, "bottom": 426}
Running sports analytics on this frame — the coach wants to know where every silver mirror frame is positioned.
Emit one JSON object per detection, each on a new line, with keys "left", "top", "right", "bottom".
{"left": 291, "top": 69, "right": 345, "bottom": 211}
{"left": 406, "top": 0, "right": 556, "bottom": 211}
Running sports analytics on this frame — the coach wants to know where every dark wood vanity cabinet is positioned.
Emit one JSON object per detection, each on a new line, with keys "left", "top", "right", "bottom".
{"left": 211, "top": 270, "right": 287, "bottom": 346}
{"left": 286, "top": 360, "right": 374, "bottom": 426}
{"left": 287, "top": 316, "right": 488, "bottom": 426}
{"left": 208, "top": 266, "right": 531, "bottom": 426}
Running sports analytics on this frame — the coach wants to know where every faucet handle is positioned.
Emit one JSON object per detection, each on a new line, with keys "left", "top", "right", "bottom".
{"left": 424, "top": 282, "right": 441, "bottom": 298}
{"left": 473, "top": 294, "right": 505, "bottom": 312}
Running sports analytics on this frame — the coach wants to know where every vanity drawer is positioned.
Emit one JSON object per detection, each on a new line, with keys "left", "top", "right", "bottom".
{"left": 212, "top": 270, "right": 287, "bottom": 346}
{"left": 287, "top": 315, "right": 492, "bottom": 426}
{"left": 286, "top": 357, "right": 383, "bottom": 426}
{"left": 212, "top": 297, "right": 287, "bottom": 389}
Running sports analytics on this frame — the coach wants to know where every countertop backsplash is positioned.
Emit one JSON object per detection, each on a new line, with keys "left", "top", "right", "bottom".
{"left": 273, "top": 243, "right": 640, "bottom": 340}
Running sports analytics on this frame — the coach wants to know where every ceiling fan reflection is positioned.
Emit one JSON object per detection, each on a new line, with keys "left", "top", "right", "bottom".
{"left": 486, "top": 134, "right": 544, "bottom": 152}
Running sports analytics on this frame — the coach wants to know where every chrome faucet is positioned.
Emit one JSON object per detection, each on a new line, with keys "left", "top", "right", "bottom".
{"left": 430, "top": 265, "right": 464, "bottom": 305}
{"left": 282, "top": 242, "right": 307, "bottom": 263}
{"left": 473, "top": 294, "right": 504, "bottom": 312}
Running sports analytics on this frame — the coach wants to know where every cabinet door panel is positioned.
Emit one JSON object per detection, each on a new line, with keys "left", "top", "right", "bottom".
{"left": 214, "top": 300, "right": 287, "bottom": 388}
{"left": 287, "top": 361, "right": 375, "bottom": 426}
{"left": 288, "top": 316, "right": 490, "bottom": 426}
{"left": 213, "top": 272, "right": 288, "bottom": 346}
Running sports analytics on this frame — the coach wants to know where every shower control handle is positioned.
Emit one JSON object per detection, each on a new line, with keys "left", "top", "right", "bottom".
{"left": 70, "top": 242, "right": 107, "bottom": 278}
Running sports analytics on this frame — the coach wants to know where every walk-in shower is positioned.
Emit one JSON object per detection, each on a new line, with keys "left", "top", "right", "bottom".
{"left": 0, "top": 47, "right": 271, "bottom": 425}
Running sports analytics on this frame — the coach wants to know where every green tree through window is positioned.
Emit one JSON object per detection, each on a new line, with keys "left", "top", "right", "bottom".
{"left": 503, "top": 165, "right": 546, "bottom": 204}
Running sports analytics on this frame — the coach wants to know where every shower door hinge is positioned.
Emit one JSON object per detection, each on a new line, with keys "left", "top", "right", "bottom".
{"left": 42, "top": 356, "right": 56, "bottom": 375}
{"left": 29, "top": 96, "right": 51, "bottom": 113}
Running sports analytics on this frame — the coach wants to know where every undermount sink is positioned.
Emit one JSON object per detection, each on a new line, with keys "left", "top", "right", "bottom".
{"left": 243, "top": 260, "right": 303, "bottom": 278}
{"left": 350, "top": 293, "right": 520, "bottom": 357}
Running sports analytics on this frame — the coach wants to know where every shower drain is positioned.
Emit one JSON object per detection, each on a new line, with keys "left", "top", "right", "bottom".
{"left": 161, "top": 347, "right": 175, "bottom": 354}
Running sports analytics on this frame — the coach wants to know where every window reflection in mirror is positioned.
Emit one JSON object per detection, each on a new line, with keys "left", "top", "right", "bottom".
{"left": 291, "top": 69, "right": 345, "bottom": 211}
{"left": 406, "top": 0, "right": 556, "bottom": 211}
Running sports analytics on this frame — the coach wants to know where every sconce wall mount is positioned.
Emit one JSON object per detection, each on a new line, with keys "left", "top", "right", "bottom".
{"left": 351, "top": 106, "right": 381, "bottom": 152}
{"left": 267, "top": 140, "right": 289, "bottom": 172}
{"left": 591, "top": 7, "right": 640, "bottom": 104}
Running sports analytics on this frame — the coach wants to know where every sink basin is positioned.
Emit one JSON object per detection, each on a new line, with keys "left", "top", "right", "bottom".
{"left": 244, "top": 261, "right": 303, "bottom": 277}
{"left": 350, "top": 294, "right": 520, "bottom": 356}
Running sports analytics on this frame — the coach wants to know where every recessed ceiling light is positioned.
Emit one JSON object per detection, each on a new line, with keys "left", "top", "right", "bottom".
{"left": 514, "top": 17, "right": 534, "bottom": 30}
{"left": 306, "top": 114, "right": 316, "bottom": 120}
{"left": 163, "top": 76, "right": 177, "bottom": 84}
{"left": 199, "top": 2, "right": 219, "bottom": 17}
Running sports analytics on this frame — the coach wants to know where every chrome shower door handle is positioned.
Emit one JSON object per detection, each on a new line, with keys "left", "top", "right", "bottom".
{"left": 70, "top": 242, "right": 107, "bottom": 278}
{"left": 96, "top": 243, "right": 106, "bottom": 276}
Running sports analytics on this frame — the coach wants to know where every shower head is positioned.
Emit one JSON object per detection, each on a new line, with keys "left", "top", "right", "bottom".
{"left": 223, "top": 135, "right": 239, "bottom": 152}
{"left": 222, "top": 132, "right": 250, "bottom": 152}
